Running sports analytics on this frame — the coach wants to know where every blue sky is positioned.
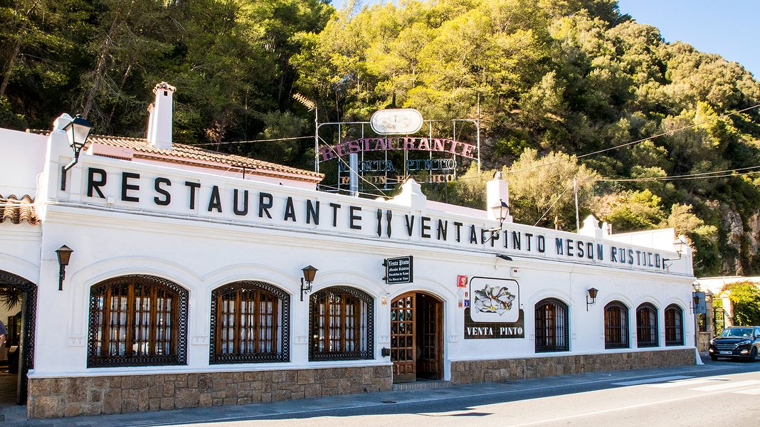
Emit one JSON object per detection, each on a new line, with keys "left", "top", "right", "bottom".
{"left": 617, "top": 0, "right": 759, "bottom": 77}
{"left": 331, "top": 0, "right": 759, "bottom": 78}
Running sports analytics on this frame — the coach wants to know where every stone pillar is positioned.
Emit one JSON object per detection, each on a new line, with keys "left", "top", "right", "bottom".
{"left": 720, "top": 291, "right": 733, "bottom": 327}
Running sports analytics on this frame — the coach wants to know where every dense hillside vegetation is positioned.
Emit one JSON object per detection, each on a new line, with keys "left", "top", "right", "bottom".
{"left": 2, "top": 0, "right": 760, "bottom": 277}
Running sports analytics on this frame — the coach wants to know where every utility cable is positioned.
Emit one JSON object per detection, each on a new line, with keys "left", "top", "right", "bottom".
{"left": 194, "top": 136, "right": 313, "bottom": 146}
{"left": 505, "top": 103, "right": 760, "bottom": 176}
{"left": 597, "top": 166, "right": 760, "bottom": 182}
{"left": 317, "top": 135, "right": 391, "bottom": 198}
{"left": 533, "top": 181, "right": 575, "bottom": 227}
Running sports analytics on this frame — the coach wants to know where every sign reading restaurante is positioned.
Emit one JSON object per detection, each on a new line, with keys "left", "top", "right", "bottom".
{"left": 83, "top": 166, "right": 669, "bottom": 271}
{"left": 318, "top": 137, "right": 478, "bottom": 162}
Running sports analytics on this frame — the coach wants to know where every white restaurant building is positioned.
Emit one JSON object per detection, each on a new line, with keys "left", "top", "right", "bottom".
{"left": 0, "top": 84, "right": 696, "bottom": 418}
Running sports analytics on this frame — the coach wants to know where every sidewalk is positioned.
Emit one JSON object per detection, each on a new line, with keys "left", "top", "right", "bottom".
{"left": 0, "top": 357, "right": 722, "bottom": 427}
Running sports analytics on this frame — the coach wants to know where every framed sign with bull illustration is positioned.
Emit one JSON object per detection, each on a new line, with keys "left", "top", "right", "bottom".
{"left": 464, "top": 277, "right": 524, "bottom": 339}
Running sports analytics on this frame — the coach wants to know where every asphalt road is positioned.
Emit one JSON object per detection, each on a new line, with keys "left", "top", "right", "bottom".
{"left": 193, "top": 359, "right": 760, "bottom": 427}
{"left": 5, "top": 356, "right": 760, "bottom": 427}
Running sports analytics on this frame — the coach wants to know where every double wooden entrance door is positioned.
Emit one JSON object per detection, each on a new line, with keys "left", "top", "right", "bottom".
{"left": 390, "top": 292, "right": 443, "bottom": 383}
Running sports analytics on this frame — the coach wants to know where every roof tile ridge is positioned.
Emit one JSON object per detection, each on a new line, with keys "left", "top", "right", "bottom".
{"left": 91, "top": 134, "right": 148, "bottom": 142}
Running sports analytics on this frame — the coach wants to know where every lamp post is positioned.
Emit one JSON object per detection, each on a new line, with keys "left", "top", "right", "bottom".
{"left": 693, "top": 292, "right": 702, "bottom": 350}
{"left": 60, "top": 115, "right": 93, "bottom": 191}
{"left": 55, "top": 245, "right": 73, "bottom": 291}
{"left": 301, "top": 265, "right": 318, "bottom": 301}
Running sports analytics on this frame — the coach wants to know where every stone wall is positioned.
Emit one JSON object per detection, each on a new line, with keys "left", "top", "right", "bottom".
{"left": 450, "top": 349, "right": 696, "bottom": 384}
{"left": 27, "top": 365, "right": 392, "bottom": 419}
{"left": 27, "top": 349, "right": 696, "bottom": 418}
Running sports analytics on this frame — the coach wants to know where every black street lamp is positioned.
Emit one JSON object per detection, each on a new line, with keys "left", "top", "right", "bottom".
{"left": 484, "top": 199, "right": 510, "bottom": 243}
{"left": 61, "top": 115, "right": 93, "bottom": 191}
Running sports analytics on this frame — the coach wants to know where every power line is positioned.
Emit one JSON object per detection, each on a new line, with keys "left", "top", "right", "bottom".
{"left": 317, "top": 135, "right": 391, "bottom": 198}
{"left": 194, "top": 136, "right": 313, "bottom": 146}
{"left": 597, "top": 165, "right": 760, "bottom": 183}
{"left": 533, "top": 182, "right": 574, "bottom": 227}
{"left": 506, "top": 103, "right": 760, "bottom": 175}
{"left": 577, "top": 103, "right": 760, "bottom": 159}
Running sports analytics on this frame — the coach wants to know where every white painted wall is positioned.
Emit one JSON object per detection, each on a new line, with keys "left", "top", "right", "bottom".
{"left": 0, "top": 126, "right": 696, "bottom": 380}
{"left": 0, "top": 128, "right": 47, "bottom": 197}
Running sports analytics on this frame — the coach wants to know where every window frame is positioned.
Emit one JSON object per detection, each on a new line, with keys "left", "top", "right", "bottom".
{"left": 636, "top": 303, "right": 659, "bottom": 348}
{"left": 664, "top": 304, "right": 684, "bottom": 346}
{"left": 534, "top": 298, "right": 570, "bottom": 353}
{"left": 309, "top": 286, "right": 374, "bottom": 361}
{"left": 604, "top": 301, "right": 630, "bottom": 349}
{"left": 209, "top": 281, "right": 290, "bottom": 364}
{"left": 87, "top": 275, "right": 188, "bottom": 368}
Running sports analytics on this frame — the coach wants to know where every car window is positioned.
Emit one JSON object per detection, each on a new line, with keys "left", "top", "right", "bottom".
{"left": 722, "top": 328, "right": 753, "bottom": 337}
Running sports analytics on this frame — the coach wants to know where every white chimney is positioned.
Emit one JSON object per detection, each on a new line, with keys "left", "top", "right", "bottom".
{"left": 147, "top": 82, "right": 176, "bottom": 149}
{"left": 487, "top": 171, "right": 513, "bottom": 223}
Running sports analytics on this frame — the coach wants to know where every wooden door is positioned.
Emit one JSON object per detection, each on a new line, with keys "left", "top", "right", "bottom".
{"left": 417, "top": 294, "right": 442, "bottom": 379}
{"left": 390, "top": 293, "right": 415, "bottom": 382}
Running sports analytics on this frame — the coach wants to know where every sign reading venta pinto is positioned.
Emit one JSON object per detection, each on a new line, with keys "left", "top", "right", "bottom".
{"left": 384, "top": 256, "right": 413, "bottom": 284}
{"left": 465, "top": 277, "right": 524, "bottom": 339}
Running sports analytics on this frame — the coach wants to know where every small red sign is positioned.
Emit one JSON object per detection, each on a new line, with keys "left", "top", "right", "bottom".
{"left": 457, "top": 275, "right": 468, "bottom": 288}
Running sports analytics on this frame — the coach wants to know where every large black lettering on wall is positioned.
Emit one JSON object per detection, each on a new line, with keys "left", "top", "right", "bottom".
{"left": 87, "top": 168, "right": 107, "bottom": 198}
{"left": 121, "top": 172, "right": 140, "bottom": 202}
{"left": 154, "top": 178, "right": 171, "bottom": 206}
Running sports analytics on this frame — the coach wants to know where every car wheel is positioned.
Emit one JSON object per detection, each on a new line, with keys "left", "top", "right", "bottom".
{"left": 710, "top": 355, "right": 718, "bottom": 361}
{"left": 749, "top": 347, "right": 758, "bottom": 362}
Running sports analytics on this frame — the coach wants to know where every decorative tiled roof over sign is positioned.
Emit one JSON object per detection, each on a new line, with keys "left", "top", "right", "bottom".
{"left": 0, "top": 195, "right": 38, "bottom": 225}
{"left": 86, "top": 135, "right": 323, "bottom": 183}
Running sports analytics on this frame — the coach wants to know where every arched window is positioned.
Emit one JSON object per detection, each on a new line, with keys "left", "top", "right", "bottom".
{"left": 309, "top": 286, "right": 374, "bottom": 361}
{"left": 665, "top": 304, "right": 684, "bottom": 346}
{"left": 604, "top": 301, "right": 629, "bottom": 349}
{"left": 87, "top": 275, "right": 188, "bottom": 367}
{"left": 210, "top": 281, "right": 290, "bottom": 364}
{"left": 535, "top": 298, "right": 569, "bottom": 352}
{"left": 636, "top": 303, "right": 659, "bottom": 347}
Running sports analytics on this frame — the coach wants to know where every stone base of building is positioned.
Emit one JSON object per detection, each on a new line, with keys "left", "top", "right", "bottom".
{"left": 26, "top": 349, "right": 696, "bottom": 419}
{"left": 450, "top": 348, "right": 696, "bottom": 384}
{"left": 27, "top": 365, "right": 393, "bottom": 419}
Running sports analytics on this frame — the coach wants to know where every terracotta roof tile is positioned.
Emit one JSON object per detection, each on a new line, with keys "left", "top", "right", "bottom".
{"left": 0, "top": 195, "right": 38, "bottom": 225}
{"left": 87, "top": 135, "right": 323, "bottom": 183}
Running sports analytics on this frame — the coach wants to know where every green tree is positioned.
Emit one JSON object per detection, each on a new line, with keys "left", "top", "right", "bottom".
{"left": 724, "top": 282, "right": 760, "bottom": 326}
{"left": 594, "top": 189, "right": 666, "bottom": 232}
{"left": 507, "top": 149, "right": 598, "bottom": 230}
{"left": 76, "top": 0, "right": 172, "bottom": 133}
{"left": 0, "top": 0, "right": 92, "bottom": 129}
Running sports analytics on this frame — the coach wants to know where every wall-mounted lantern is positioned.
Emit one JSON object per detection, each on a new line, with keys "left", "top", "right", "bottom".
{"left": 692, "top": 293, "right": 701, "bottom": 314}
{"left": 663, "top": 237, "right": 687, "bottom": 265}
{"left": 586, "top": 287, "right": 599, "bottom": 311}
{"left": 60, "top": 114, "right": 93, "bottom": 191}
{"left": 301, "top": 265, "right": 318, "bottom": 301}
{"left": 55, "top": 245, "right": 73, "bottom": 291}
{"left": 484, "top": 199, "right": 510, "bottom": 243}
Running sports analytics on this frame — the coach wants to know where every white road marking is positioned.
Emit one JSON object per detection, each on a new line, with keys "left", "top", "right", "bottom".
{"left": 612, "top": 375, "right": 693, "bottom": 386}
{"left": 691, "top": 380, "right": 760, "bottom": 392}
{"left": 502, "top": 387, "right": 759, "bottom": 427}
{"left": 734, "top": 387, "right": 760, "bottom": 395}
{"left": 650, "top": 378, "right": 718, "bottom": 388}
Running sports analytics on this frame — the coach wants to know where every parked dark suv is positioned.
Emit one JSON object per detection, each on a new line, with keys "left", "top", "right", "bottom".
{"left": 709, "top": 326, "right": 760, "bottom": 361}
